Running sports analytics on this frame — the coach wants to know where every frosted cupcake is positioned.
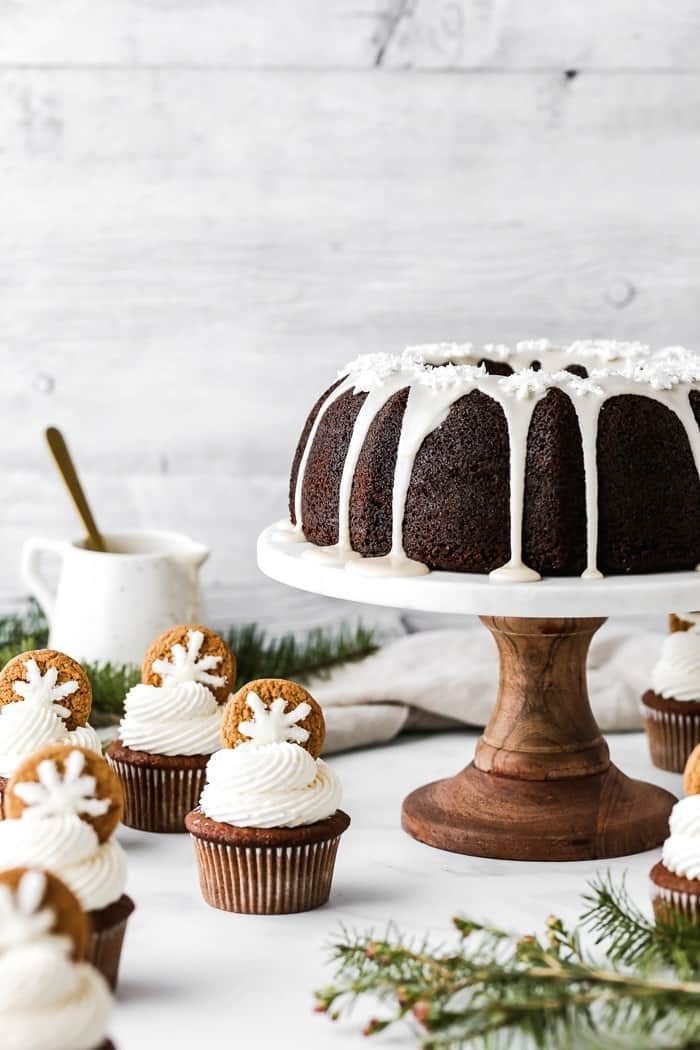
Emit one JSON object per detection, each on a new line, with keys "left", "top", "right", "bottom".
{"left": 650, "top": 793, "right": 700, "bottom": 924}
{"left": 0, "top": 866, "right": 114, "bottom": 1050}
{"left": 186, "top": 678, "right": 350, "bottom": 914}
{"left": 107, "top": 625, "right": 236, "bottom": 833}
{"left": 0, "top": 650, "right": 101, "bottom": 814}
{"left": 642, "top": 613, "right": 700, "bottom": 771}
{"left": 0, "top": 744, "right": 133, "bottom": 989}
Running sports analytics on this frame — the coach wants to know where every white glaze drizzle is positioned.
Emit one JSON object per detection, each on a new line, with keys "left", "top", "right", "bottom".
{"left": 290, "top": 342, "right": 700, "bottom": 582}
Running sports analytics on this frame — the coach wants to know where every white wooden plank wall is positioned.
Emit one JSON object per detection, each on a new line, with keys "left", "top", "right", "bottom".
{"left": 1, "top": 2, "right": 699, "bottom": 619}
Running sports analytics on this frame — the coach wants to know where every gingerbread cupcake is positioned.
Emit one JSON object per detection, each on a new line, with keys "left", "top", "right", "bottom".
{"left": 186, "top": 678, "right": 349, "bottom": 914}
{"left": 0, "top": 744, "right": 133, "bottom": 989}
{"left": 0, "top": 649, "right": 101, "bottom": 813}
{"left": 0, "top": 866, "right": 114, "bottom": 1050}
{"left": 642, "top": 613, "right": 700, "bottom": 772}
{"left": 650, "top": 792, "right": 700, "bottom": 925}
{"left": 107, "top": 625, "right": 236, "bottom": 833}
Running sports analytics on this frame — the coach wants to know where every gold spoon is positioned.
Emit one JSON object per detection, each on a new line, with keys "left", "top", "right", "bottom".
{"left": 45, "top": 427, "right": 107, "bottom": 552}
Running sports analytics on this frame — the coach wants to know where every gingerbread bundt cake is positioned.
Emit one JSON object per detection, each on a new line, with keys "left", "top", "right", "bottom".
{"left": 285, "top": 340, "right": 700, "bottom": 582}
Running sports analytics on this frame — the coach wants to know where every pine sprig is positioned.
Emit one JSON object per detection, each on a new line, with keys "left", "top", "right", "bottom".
{"left": 316, "top": 879, "right": 700, "bottom": 1049}
{"left": 0, "top": 604, "right": 378, "bottom": 723}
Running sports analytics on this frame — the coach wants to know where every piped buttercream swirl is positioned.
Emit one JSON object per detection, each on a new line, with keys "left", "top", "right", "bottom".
{"left": 0, "top": 937, "right": 111, "bottom": 1050}
{"left": 651, "top": 630, "right": 700, "bottom": 702}
{"left": 0, "top": 703, "right": 101, "bottom": 779}
{"left": 662, "top": 795, "right": 700, "bottom": 879}
{"left": 119, "top": 680, "right": 223, "bottom": 756}
{"left": 0, "top": 815, "right": 126, "bottom": 911}
{"left": 200, "top": 741, "right": 342, "bottom": 828}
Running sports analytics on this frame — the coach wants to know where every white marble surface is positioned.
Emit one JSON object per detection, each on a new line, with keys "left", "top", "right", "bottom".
{"left": 111, "top": 729, "right": 681, "bottom": 1049}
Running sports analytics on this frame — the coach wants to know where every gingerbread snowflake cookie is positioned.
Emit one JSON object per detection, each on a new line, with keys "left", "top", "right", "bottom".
{"left": 221, "top": 678, "right": 325, "bottom": 757}
{"left": 0, "top": 650, "right": 92, "bottom": 731}
{"left": 5, "top": 744, "right": 124, "bottom": 842}
{"left": 142, "top": 625, "right": 236, "bottom": 704}
{"left": 684, "top": 742, "right": 700, "bottom": 796}
{"left": 0, "top": 866, "right": 89, "bottom": 961}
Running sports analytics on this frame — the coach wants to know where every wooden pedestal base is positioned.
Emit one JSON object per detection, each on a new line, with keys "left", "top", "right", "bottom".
{"left": 402, "top": 616, "right": 676, "bottom": 861}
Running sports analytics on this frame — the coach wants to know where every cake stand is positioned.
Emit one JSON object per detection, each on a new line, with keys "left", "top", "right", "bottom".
{"left": 257, "top": 524, "right": 693, "bottom": 862}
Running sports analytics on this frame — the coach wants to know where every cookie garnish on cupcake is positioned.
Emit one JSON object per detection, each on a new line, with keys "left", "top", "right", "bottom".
{"left": 0, "top": 744, "right": 132, "bottom": 989}
{"left": 0, "top": 866, "right": 113, "bottom": 1050}
{"left": 0, "top": 650, "right": 101, "bottom": 786}
{"left": 142, "top": 625, "right": 235, "bottom": 704}
{"left": 222, "top": 678, "right": 325, "bottom": 756}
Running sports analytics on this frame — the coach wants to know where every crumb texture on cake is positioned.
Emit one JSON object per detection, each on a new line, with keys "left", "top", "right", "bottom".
{"left": 287, "top": 341, "right": 700, "bottom": 581}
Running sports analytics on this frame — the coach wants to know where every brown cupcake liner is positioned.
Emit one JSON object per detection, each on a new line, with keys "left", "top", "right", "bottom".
{"left": 651, "top": 884, "right": 700, "bottom": 925}
{"left": 89, "top": 894, "right": 135, "bottom": 991}
{"left": 641, "top": 696, "right": 700, "bottom": 772}
{"left": 106, "top": 755, "right": 208, "bottom": 833}
{"left": 188, "top": 812, "right": 350, "bottom": 914}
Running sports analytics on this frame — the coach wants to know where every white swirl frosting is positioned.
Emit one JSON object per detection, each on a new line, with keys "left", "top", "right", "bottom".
{"left": 662, "top": 795, "right": 700, "bottom": 879}
{"left": 0, "top": 815, "right": 126, "bottom": 911}
{"left": 200, "top": 741, "right": 342, "bottom": 828}
{"left": 0, "top": 938, "right": 111, "bottom": 1050}
{"left": 651, "top": 630, "right": 700, "bottom": 702}
{"left": 119, "top": 681, "right": 223, "bottom": 756}
{"left": 0, "top": 704, "right": 102, "bottom": 779}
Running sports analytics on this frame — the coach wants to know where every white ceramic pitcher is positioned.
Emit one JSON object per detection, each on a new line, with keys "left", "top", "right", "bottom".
{"left": 21, "top": 530, "right": 210, "bottom": 666}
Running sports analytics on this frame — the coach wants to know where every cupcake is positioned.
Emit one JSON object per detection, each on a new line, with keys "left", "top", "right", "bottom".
{"left": 650, "top": 793, "right": 700, "bottom": 925}
{"left": 186, "top": 678, "right": 350, "bottom": 914}
{"left": 641, "top": 613, "right": 700, "bottom": 772}
{"left": 0, "top": 866, "right": 114, "bottom": 1050}
{"left": 0, "top": 649, "right": 101, "bottom": 814}
{"left": 0, "top": 744, "right": 133, "bottom": 989}
{"left": 107, "top": 624, "right": 235, "bottom": 833}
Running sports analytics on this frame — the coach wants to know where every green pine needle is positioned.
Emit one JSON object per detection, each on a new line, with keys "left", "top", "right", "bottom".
{"left": 0, "top": 603, "right": 379, "bottom": 724}
{"left": 316, "top": 876, "right": 700, "bottom": 1049}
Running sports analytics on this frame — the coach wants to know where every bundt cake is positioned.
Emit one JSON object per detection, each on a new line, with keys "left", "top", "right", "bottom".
{"left": 284, "top": 340, "right": 700, "bottom": 582}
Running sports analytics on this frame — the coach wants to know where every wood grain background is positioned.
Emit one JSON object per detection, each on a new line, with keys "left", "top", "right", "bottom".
{"left": 1, "top": 2, "right": 699, "bottom": 621}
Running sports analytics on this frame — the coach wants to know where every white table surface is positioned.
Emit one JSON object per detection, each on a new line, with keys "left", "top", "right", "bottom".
{"left": 110, "top": 730, "right": 682, "bottom": 1050}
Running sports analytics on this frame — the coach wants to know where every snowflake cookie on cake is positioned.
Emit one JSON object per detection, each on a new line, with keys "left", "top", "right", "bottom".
{"left": 642, "top": 613, "right": 700, "bottom": 772}
{"left": 0, "top": 649, "right": 101, "bottom": 813}
{"left": 106, "top": 624, "right": 236, "bottom": 833}
{"left": 0, "top": 744, "right": 133, "bottom": 989}
{"left": 0, "top": 866, "right": 115, "bottom": 1050}
{"left": 186, "top": 678, "right": 350, "bottom": 914}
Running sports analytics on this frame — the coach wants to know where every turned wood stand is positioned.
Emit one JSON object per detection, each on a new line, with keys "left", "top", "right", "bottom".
{"left": 401, "top": 616, "right": 674, "bottom": 860}
{"left": 258, "top": 524, "right": 695, "bottom": 861}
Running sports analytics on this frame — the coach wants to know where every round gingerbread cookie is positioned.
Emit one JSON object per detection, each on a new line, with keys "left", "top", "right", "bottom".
{"left": 5, "top": 744, "right": 123, "bottom": 843}
{"left": 0, "top": 650, "right": 92, "bottom": 732}
{"left": 141, "top": 625, "right": 236, "bottom": 705}
{"left": 221, "top": 678, "right": 325, "bottom": 757}
{"left": 684, "top": 742, "right": 700, "bottom": 796}
{"left": 0, "top": 866, "right": 89, "bottom": 960}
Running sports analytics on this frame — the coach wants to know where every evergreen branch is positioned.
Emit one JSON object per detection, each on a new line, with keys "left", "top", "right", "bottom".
{"left": 0, "top": 603, "right": 379, "bottom": 723}
{"left": 316, "top": 881, "right": 700, "bottom": 1049}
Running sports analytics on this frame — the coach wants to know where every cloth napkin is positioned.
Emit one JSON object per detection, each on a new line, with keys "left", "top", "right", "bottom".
{"left": 310, "top": 616, "right": 667, "bottom": 754}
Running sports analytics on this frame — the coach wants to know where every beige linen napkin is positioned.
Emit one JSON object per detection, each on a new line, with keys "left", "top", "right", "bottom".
{"left": 312, "top": 616, "right": 666, "bottom": 754}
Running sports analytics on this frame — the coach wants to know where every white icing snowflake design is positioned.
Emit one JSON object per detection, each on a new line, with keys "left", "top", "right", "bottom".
{"left": 0, "top": 870, "right": 53, "bottom": 953}
{"left": 13, "top": 750, "right": 110, "bottom": 821}
{"left": 151, "top": 629, "right": 225, "bottom": 689}
{"left": 238, "top": 692, "right": 312, "bottom": 745}
{"left": 12, "top": 659, "right": 78, "bottom": 721}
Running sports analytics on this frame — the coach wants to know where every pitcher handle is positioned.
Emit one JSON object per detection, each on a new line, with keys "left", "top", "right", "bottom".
{"left": 20, "top": 537, "right": 67, "bottom": 626}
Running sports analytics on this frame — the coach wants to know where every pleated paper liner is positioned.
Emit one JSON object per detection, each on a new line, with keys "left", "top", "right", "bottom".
{"left": 89, "top": 894, "right": 135, "bottom": 990}
{"left": 186, "top": 808, "right": 351, "bottom": 914}
{"left": 106, "top": 742, "right": 209, "bottom": 833}
{"left": 641, "top": 691, "right": 700, "bottom": 773}
{"left": 650, "top": 861, "right": 700, "bottom": 926}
